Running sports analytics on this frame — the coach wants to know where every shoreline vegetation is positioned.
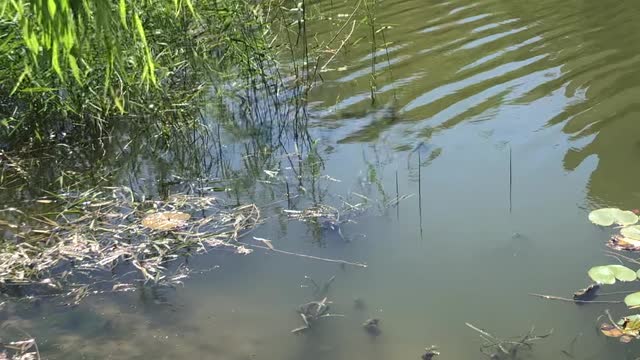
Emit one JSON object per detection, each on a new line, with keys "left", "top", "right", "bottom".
{"left": 0, "top": 1, "right": 397, "bottom": 357}
{"left": 0, "top": 0, "right": 393, "bottom": 294}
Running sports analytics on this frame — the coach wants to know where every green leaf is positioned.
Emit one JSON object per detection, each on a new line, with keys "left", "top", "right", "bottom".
{"left": 51, "top": 42, "right": 63, "bottom": 80}
{"left": 47, "top": 0, "right": 57, "bottom": 17}
{"left": 615, "top": 210, "right": 639, "bottom": 226}
{"left": 589, "top": 265, "right": 637, "bottom": 284}
{"left": 589, "top": 208, "right": 616, "bottom": 226}
{"left": 589, "top": 208, "right": 638, "bottom": 226}
{"left": 68, "top": 54, "right": 81, "bottom": 82}
{"left": 609, "top": 265, "right": 637, "bottom": 282}
{"left": 625, "top": 292, "right": 640, "bottom": 308}
{"left": 622, "top": 225, "right": 640, "bottom": 240}
{"left": 588, "top": 266, "right": 616, "bottom": 284}
{"left": 118, "top": 0, "right": 128, "bottom": 29}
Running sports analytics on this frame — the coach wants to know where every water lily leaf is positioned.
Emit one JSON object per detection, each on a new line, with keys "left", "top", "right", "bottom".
{"left": 600, "top": 323, "right": 624, "bottom": 338}
{"left": 589, "top": 208, "right": 616, "bottom": 226}
{"left": 625, "top": 292, "right": 640, "bottom": 308}
{"left": 589, "top": 208, "right": 638, "bottom": 226}
{"left": 588, "top": 266, "right": 616, "bottom": 284}
{"left": 609, "top": 265, "right": 637, "bottom": 282}
{"left": 615, "top": 210, "right": 639, "bottom": 226}
{"left": 607, "top": 235, "right": 640, "bottom": 252}
{"left": 142, "top": 211, "right": 190, "bottom": 231}
{"left": 622, "top": 225, "right": 640, "bottom": 240}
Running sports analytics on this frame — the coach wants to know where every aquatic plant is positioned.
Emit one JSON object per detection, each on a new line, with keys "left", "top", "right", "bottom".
{"left": 534, "top": 207, "right": 640, "bottom": 344}
{"left": 0, "top": 187, "right": 260, "bottom": 300}
{"left": 0, "top": 0, "right": 279, "bottom": 144}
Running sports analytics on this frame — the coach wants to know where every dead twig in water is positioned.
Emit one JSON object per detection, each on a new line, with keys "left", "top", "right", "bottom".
{"left": 529, "top": 293, "right": 623, "bottom": 304}
{"left": 604, "top": 251, "right": 640, "bottom": 266}
{"left": 247, "top": 243, "right": 367, "bottom": 268}
{"left": 466, "top": 322, "right": 552, "bottom": 359}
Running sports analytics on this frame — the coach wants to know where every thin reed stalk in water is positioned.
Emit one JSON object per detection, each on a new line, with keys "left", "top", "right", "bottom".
{"left": 509, "top": 144, "right": 512, "bottom": 213}
{"left": 395, "top": 170, "right": 399, "bottom": 221}
{"left": 418, "top": 149, "right": 423, "bottom": 241}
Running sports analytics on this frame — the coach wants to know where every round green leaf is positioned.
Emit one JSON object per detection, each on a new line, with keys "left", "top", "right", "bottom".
{"left": 589, "top": 208, "right": 617, "bottom": 226}
{"left": 589, "top": 208, "right": 638, "bottom": 226}
{"left": 622, "top": 225, "right": 640, "bottom": 240}
{"left": 625, "top": 292, "right": 640, "bottom": 308}
{"left": 609, "top": 265, "right": 637, "bottom": 282}
{"left": 588, "top": 266, "right": 616, "bottom": 284}
{"left": 613, "top": 210, "right": 639, "bottom": 226}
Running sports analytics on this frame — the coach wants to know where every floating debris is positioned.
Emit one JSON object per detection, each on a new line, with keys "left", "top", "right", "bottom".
{"left": 292, "top": 297, "right": 343, "bottom": 333}
{"left": 607, "top": 235, "right": 640, "bottom": 252}
{"left": 600, "top": 313, "right": 640, "bottom": 343}
{"left": 573, "top": 284, "right": 600, "bottom": 301}
{"left": 353, "top": 297, "right": 365, "bottom": 310}
{"left": 466, "top": 322, "right": 552, "bottom": 359}
{"left": 285, "top": 203, "right": 362, "bottom": 242}
{"left": 421, "top": 346, "right": 440, "bottom": 360}
{"left": 362, "top": 318, "right": 381, "bottom": 336}
{"left": 0, "top": 187, "right": 260, "bottom": 299}
{"left": 142, "top": 211, "right": 191, "bottom": 231}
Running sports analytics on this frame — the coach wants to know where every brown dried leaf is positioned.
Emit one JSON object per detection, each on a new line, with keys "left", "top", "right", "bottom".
{"left": 142, "top": 212, "right": 190, "bottom": 231}
{"left": 620, "top": 335, "right": 635, "bottom": 343}
{"left": 607, "top": 235, "right": 640, "bottom": 252}
{"left": 600, "top": 323, "right": 624, "bottom": 338}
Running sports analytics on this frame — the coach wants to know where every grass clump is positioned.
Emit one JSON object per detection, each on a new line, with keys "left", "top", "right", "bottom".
{"left": 0, "top": 0, "right": 277, "bottom": 145}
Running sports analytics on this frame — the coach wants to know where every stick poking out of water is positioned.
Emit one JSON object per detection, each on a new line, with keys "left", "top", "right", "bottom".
{"left": 418, "top": 149, "right": 424, "bottom": 241}
{"left": 509, "top": 144, "right": 513, "bottom": 213}
{"left": 395, "top": 170, "right": 400, "bottom": 221}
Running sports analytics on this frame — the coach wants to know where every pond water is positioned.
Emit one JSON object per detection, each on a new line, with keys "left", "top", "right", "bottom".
{"left": 5, "top": 0, "right": 640, "bottom": 358}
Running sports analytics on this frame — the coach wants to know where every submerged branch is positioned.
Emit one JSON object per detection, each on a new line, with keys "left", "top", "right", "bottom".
{"left": 529, "top": 293, "right": 623, "bottom": 304}
{"left": 247, "top": 243, "right": 368, "bottom": 268}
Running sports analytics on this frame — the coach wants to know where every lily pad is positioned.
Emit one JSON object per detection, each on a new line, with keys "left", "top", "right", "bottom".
{"left": 615, "top": 210, "right": 640, "bottom": 226}
{"left": 590, "top": 208, "right": 638, "bottom": 226}
{"left": 588, "top": 266, "right": 616, "bottom": 284}
{"left": 626, "top": 292, "right": 640, "bottom": 308}
{"left": 609, "top": 265, "right": 638, "bottom": 282}
{"left": 622, "top": 225, "right": 640, "bottom": 240}
{"left": 588, "top": 265, "right": 636, "bottom": 284}
{"left": 142, "top": 211, "right": 191, "bottom": 231}
{"left": 607, "top": 235, "right": 640, "bottom": 252}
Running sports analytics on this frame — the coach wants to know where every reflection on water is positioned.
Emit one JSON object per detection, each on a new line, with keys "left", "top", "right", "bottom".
{"left": 5, "top": 0, "right": 640, "bottom": 358}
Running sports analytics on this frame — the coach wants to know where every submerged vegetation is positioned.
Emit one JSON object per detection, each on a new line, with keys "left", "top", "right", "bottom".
{"left": 0, "top": 187, "right": 260, "bottom": 301}
{"left": 0, "top": 0, "right": 393, "bottom": 287}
